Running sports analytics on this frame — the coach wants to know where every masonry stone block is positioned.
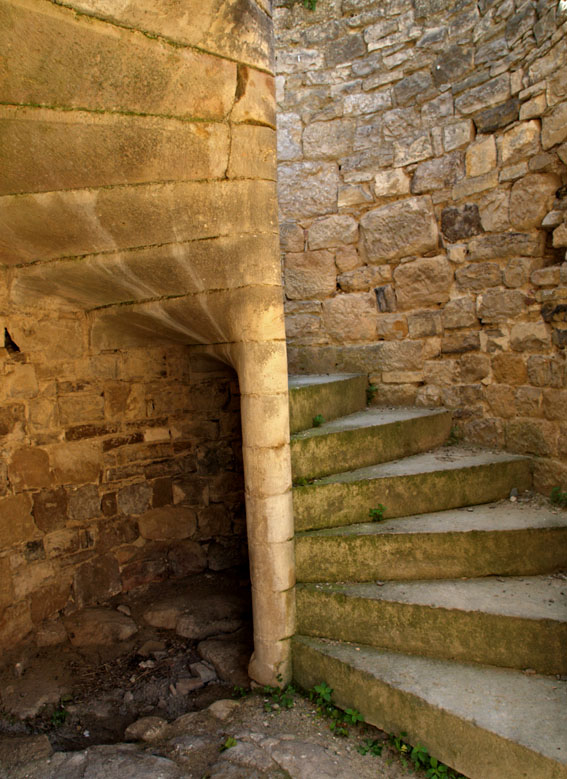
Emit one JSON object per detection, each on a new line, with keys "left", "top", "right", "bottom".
{"left": 322, "top": 293, "right": 377, "bottom": 342}
{"left": 511, "top": 322, "right": 552, "bottom": 351}
{"left": 0, "top": 494, "right": 37, "bottom": 548}
{"left": 411, "top": 152, "right": 464, "bottom": 194}
{"left": 477, "top": 290, "right": 526, "bottom": 323}
{"left": 509, "top": 173, "right": 560, "bottom": 230}
{"left": 278, "top": 162, "right": 339, "bottom": 219}
{"left": 138, "top": 506, "right": 197, "bottom": 541}
{"left": 541, "top": 102, "right": 567, "bottom": 149}
{"left": 337, "top": 266, "right": 391, "bottom": 293}
{"left": 441, "top": 204, "right": 483, "bottom": 242}
{"left": 360, "top": 197, "right": 438, "bottom": 263}
{"left": 465, "top": 135, "right": 497, "bottom": 177}
{"left": 308, "top": 215, "right": 358, "bottom": 250}
{"left": 394, "top": 256, "right": 453, "bottom": 310}
{"left": 285, "top": 250, "right": 336, "bottom": 300}
{"left": 499, "top": 120, "right": 541, "bottom": 164}
{"left": 277, "top": 113, "right": 303, "bottom": 161}
{"left": 9, "top": 446, "right": 51, "bottom": 491}
{"left": 443, "top": 297, "right": 478, "bottom": 329}
{"left": 373, "top": 169, "right": 410, "bottom": 197}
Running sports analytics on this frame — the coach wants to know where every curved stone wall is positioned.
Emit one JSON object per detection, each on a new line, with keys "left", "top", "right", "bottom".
{"left": 275, "top": 0, "right": 567, "bottom": 491}
{"left": 0, "top": 0, "right": 293, "bottom": 684}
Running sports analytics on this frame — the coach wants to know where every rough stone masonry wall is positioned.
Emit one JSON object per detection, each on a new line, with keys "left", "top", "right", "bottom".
{"left": 275, "top": 0, "right": 567, "bottom": 492}
{"left": 0, "top": 0, "right": 294, "bottom": 683}
{"left": 0, "top": 333, "right": 245, "bottom": 651}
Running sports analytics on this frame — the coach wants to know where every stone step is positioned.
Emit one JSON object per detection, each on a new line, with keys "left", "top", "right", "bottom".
{"left": 293, "top": 447, "right": 532, "bottom": 531}
{"left": 296, "top": 575, "right": 567, "bottom": 675}
{"left": 288, "top": 374, "right": 367, "bottom": 434}
{"left": 291, "top": 407, "right": 452, "bottom": 480}
{"left": 292, "top": 635, "right": 567, "bottom": 779}
{"left": 295, "top": 502, "right": 567, "bottom": 581}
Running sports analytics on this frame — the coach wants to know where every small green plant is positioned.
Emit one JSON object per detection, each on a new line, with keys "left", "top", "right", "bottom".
{"left": 446, "top": 426, "right": 462, "bottom": 446}
{"left": 308, "top": 683, "right": 364, "bottom": 738}
{"left": 220, "top": 736, "right": 237, "bottom": 752}
{"left": 232, "top": 685, "right": 248, "bottom": 699}
{"left": 357, "top": 737, "right": 384, "bottom": 756}
{"left": 366, "top": 383, "right": 378, "bottom": 404}
{"left": 550, "top": 486, "right": 567, "bottom": 508}
{"left": 262, "top": 678, "right": 296, "bottom": 712}
{"left": 343, "top": 708, "right": 364, "bottom": 726}
{"left": 312, "top": 414, "right": 325, "bottom": 427}
{"left": 50, "top": 705, "right": 68, "bottom": 727}
{"left": 294, "top": 476, "right": 309, "bottom": 487}
{"left": 301, "top": 0, "right": 317, "bottom": 8}
{"left": 388, "top": 734, "right": 464, "bottom": 778}
{"left": 369, "top": 504, "right": 386, "bottom": 522}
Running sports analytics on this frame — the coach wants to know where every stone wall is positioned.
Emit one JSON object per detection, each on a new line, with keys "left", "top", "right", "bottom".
{"left": 275, "top": 0, "right": 567, "bottom": 491}
{"left": 1, "top": 0, "right": 294, "bottom": 685}
{"left": 0, "top": 330, "right": 245, "bottom": 650}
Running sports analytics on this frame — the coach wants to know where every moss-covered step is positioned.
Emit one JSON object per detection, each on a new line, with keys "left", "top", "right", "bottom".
{"left": 296, "top": 576, "right": 567, "bottom": 675}
{"left": 295, "top": 502, "right": 567, "bottom": 581}
{"left": 292, "top": 635, "right": 567, "bottom": 779}
{"left": 291, "top": 407, "right": 452, "bottom": 480}
{"left": 288, "top": 374, "right": 367, "bottom": 434}
{"left": 293, "top": 447, "right": 532, "bottom": 531}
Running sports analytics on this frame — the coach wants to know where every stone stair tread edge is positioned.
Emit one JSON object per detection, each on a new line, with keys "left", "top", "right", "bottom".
{"left": 292, "top": 635, "right": 567, "bottom": 771}
{"left": 297, "top": 575, "right": 567, "bottom": 623}
{"left": 290, "top": 406, "right": 450, "bottom": 440}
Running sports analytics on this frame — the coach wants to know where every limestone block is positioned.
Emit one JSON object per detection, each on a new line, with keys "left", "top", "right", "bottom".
{"left": 478, "top": 189, "right": 510, "bottom": 232}
{"left": 473, "top": 99, "right": 520, "bottom": 134}
{"left": 394, "top": 256, "right": 453, "bottom": 310}
{"left": 337, "top": 265, "right": 391, "bottom": 293}
{"left": 344, "top": 89, "right": 393, "bottom": 117}
{"left": 492, "top": 353, "right": 527, "bottom": 385}
{"left": 454, "top": 74, "right": 510, "bottom": 115}
{"left": 541, "top": 102, "right": 567, "bottom": 150}
{"left": 338, "top": 185, "right": 373, "bottom": 207}
{"left": 375, "top": 341, "right": 424, "bottom": 371}
{"left": 519, "top": 93, "right": 547, "bottom": 121}
{"left": 58, "top": 394, "right": 105, "bottom": 426}
{"left": 168, "top": 540, "right": 207, "bottom": 578}
{"left": 443, "top": 120, "right": 475, "bottom": 152}
{"left": 276, "top": 48, "right": 324, "bottom": 74}
{"left": 0, "top": 403, "right": 25, "bottom": 437}
{"left": 228, "top": 125, "right": 276, "bottom": 180}
{"left": 486, "top": 385, "right": 516, "bottom": 419}
{"left": 394, "top": 71, "right": 433, "bottom": 105}
{"left": 373, "top": 169, "right": 410, "bottom": 197}
{"left": 393, "top": 132, "right": 434, "bottom": 166}
{"left": 443, "top": 297, "right": 478, "bottom": 329}
{"left": 286, "top": 314, "right": 323, "bottom": 344}
{"left": 280, "top": 222, "right": 304, "bottom": 252}
{"left": 510, "top": 322, "right": 551, "bottom": 351}
{"left": 459, "top": 353, "right": 490, "bottom": 382}
{"left": 4, "top": 364, "right": 38, "bottom": 398}
{"left": 499, "top": 120, "right": 540, "bottom": 164}
{"left": 335, "top": 245, "right": 361, "bottom": 272}
{"left": 502, "top": 257, "right": 531, "bottom": 289}
{"left": 322, "top": 293, "right": 377, "bottom": 342}
{"left": 465, "top": 135, "right": 496, "bottom": 177}
{"left": 0, "top": 602, "right": 33, "bottom": 649}
{"left": 441, "top": 204, "right": 483, "bottom": 242}
{"left": 2, "top": 179, "right": 277, "bottom": 266}
{"left": 1, "top": 0, "right": 236, "bottom": 120}
{"left": 277, "top": 113, "right": 302, "bottom": 161}
{"left": 0, "top": 557, "right": 14, "bottom": 608}
{"left": 407, "top": 311, "right": 443, "bottom": 338}
{"left": 8, "top": 446, "right": 51, "bottom": 490}
{"left": 326, "top": 31, "right": 366, "bottom": 67}
{"left": 452, "top": 170, "right": 498, "bottom": 199}
{"left": 231, "top": 69, "right": 276, "bottom": 127}
{"left": 285, "top": 250, "right": 336, "bottom": 300}
{"left": 304, "top": 118, "right": 355, "bottom": 159}
{"left": 441, "top": 332, "right": 480, "bottom": 353}
{"left": 477, "top": 290, "right": 526, "bottom": 323}
{"left": 0, "top": 494, "right": 37, "bottom": 547}
{"left": 30, "top": 578, "right": 71, "bottom": 624}
{"left": 44, "top": 528, "right": 81, "bottom": 559}
{"left": 278, "top": 161, "right": 339, "bottom": 220}
{"left": 506, "top": 419, "right": 557, "bottom": 457}
{"left": 49, "top": 441, "right": 102, "bottom": 485}
{"left": 64, "top": 607, "right": 138, "bottom": 646}
{"left": 509, "top": 173, "right": 560, "bottom": 229}
{"left": 117, "top": 483, "right": 152, "bottom": 517}
{"left": 73, "top": 554, "right": 122, "bottom": 608}
{"left": 61, "top": 0, "right": 272, "bottom": 71}
{"left": 32, "top": 488, "right": 68, "bottom": 533}
{"left": 0, "top": 109, "right": 230, "bottom": 196}
{"left": 411, "top": 151, "right": 464, "bottom": 194}
{"left": 360, "top": 197, "right": 438, "bottom": 263}
{"left": 240, "top": 393, "right": 289, "bottom": 449}
{"left": 308, "top": 215, "right": 358, "bottom": 250}
{"left": 515, "top": 386, "right": 543, "bottom": 417}
{"left": 542, "top": 389, "right": 567, "bottom": 421}
{"left": 553, "top": 223, "right": 567, "bottom": 248}
{"left": 424, "top": 360, "right": 457, "bottom": 385}
{"left": 467, "top": 232, "right": 544, "bottom": 260}
{"left": 138, "top": 506, "right": 197, "bottom": 541}
{"left": 531, "top": 267, "right": 561, "bottom": 287}
{"left": 377, "top": 314, "right": 409, "bottom": 341}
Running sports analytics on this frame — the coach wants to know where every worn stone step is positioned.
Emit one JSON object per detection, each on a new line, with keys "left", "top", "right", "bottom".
{"left": 291, "top": 407, "right": 452, "bottom": 480}
{"left": 288, "top": 374, "right": 367, "bottom": 434}
{"left": 292, "top": 635, "right": 567, "bottom": 779}
{"left": 293, "top": 446, "right": 532, "bottom": 531}
{"left": 295, "top": 502, "right": 567, "bottom": 581}
{"left": 297, "top": 575, "right": 567, "bottom": 675}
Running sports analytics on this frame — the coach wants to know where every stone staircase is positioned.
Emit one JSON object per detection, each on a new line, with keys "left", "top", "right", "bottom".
{"left": 288, "top": 374, "right": 567, "bottom": 779}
